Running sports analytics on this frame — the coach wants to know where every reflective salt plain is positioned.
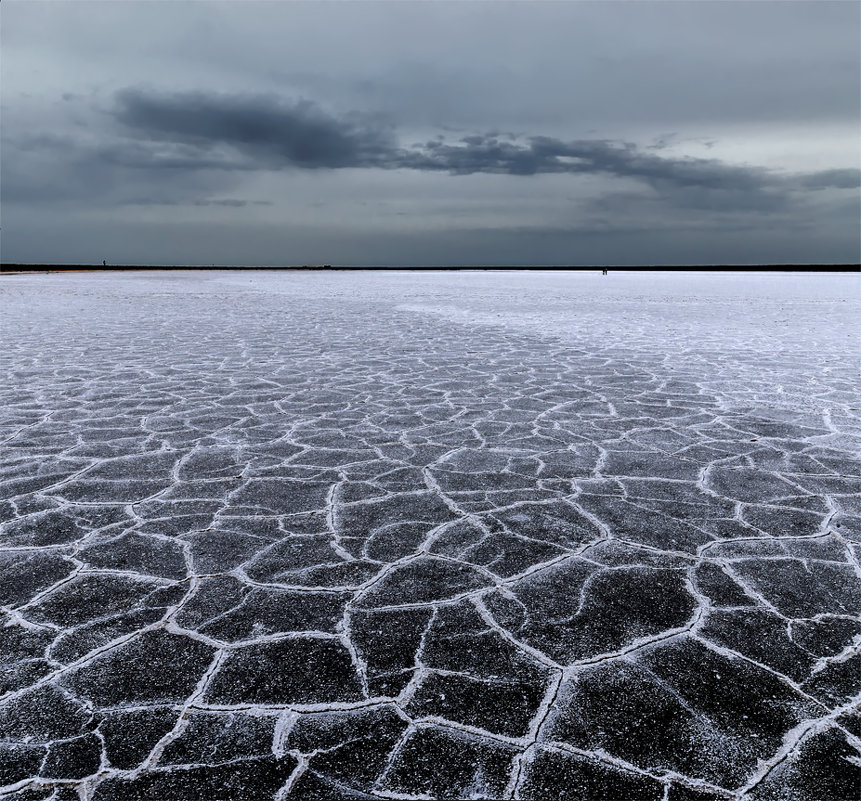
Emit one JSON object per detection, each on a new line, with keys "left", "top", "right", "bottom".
{"left": 1, "top": 270, "right": 859, "bottom": 800}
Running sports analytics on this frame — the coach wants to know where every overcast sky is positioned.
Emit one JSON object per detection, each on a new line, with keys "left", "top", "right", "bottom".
{"left": 2, "top": 1, "right": 859, "bottom": 266}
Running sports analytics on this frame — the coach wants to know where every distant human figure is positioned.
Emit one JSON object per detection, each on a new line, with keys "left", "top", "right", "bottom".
{"left": 602, "top": 268, "right": 608, "bottom": 275}
{"left": 103, "top": 260, "right": 106, "bottom": 267}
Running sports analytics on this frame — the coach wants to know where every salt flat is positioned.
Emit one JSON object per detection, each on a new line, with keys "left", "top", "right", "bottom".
{"left": 1, "top": 270, "right": 859, "bottom": 800}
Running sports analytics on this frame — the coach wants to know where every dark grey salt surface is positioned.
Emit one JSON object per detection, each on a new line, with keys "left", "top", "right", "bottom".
{"left": 1, "top": 270, "right": 859, "bottom": 800}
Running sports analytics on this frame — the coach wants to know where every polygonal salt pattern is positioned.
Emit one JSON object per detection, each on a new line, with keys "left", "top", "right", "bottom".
{"left": 1, "top": 271, "right": 859, "bottom": 800}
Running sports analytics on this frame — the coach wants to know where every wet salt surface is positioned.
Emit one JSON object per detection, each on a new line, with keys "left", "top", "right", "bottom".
{"left": 1, "top": 270, "right": 859, "bottom": 800}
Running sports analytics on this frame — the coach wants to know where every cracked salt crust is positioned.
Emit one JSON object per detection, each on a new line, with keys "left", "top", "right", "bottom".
{"left": 0, "top": 270, "right": 859, "bottom": 800}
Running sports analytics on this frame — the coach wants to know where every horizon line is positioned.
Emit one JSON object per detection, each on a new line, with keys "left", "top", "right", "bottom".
{"left": 2, "top": 263, "right": 860, "bottom": 275}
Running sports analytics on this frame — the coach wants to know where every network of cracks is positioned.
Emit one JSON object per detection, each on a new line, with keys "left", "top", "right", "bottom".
{"left": 1, "top": 279, "right": 859, "bottom": 800}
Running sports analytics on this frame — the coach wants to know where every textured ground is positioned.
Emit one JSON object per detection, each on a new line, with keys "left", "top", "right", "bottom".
{"left": 1, "top": 270, "right": 859, "bottom": 801}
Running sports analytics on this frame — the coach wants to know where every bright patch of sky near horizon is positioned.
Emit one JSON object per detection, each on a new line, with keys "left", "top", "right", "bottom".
{"left": 1, "top": 1, "right": 859, "bottom": 266}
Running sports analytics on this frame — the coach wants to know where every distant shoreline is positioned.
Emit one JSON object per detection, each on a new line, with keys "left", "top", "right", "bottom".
{"left": 2, "top": 264, "right": 859, "bottom": 274}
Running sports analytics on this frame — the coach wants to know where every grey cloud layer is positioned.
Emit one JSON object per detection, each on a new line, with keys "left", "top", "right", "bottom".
{"left": 111, "top": 89, "right": 858, "bottom": 210}
{"left": 3, "top": 88, "right": 855, "bottom": 219}
{"left": 3, "top": 1, "right": 857, "bottom": 265}
{"left": 115, "top": 90, "right": 396, "bottom": 170}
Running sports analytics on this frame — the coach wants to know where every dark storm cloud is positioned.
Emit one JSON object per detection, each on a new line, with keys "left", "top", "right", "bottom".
{"left": 115, "top": 89, "right": 396, "bottom": 169}
{"left": 110, "top": 89, "right": 858, "bottom": 212}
